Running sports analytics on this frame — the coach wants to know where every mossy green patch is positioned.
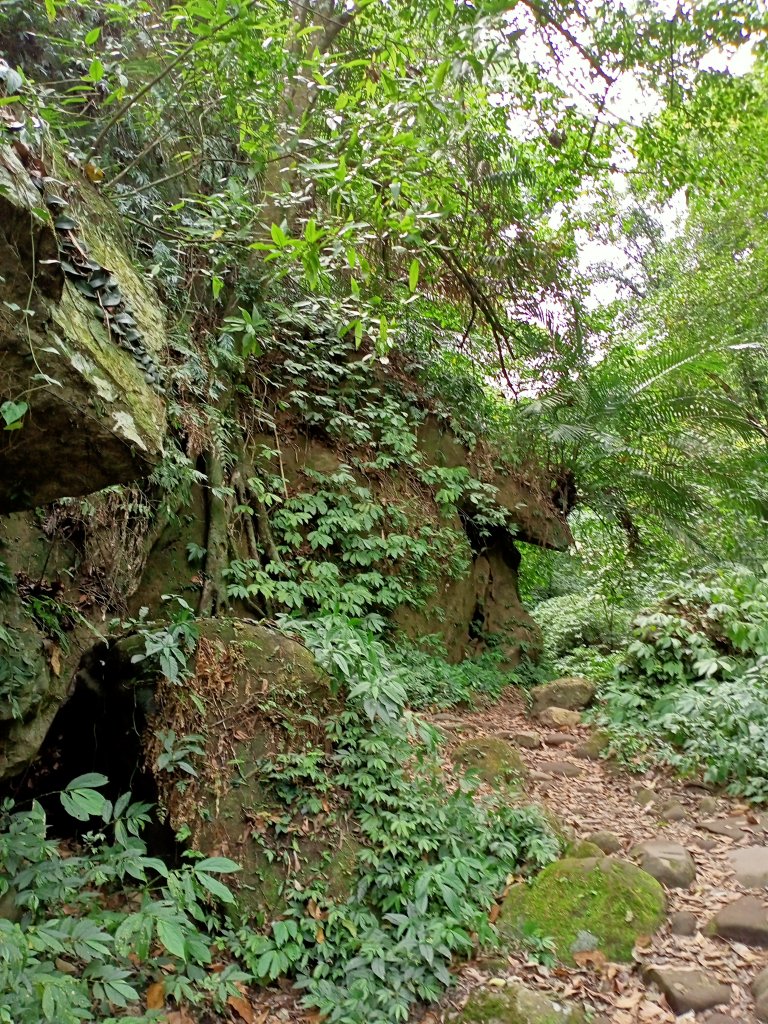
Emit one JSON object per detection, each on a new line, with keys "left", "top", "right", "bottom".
{"left": 500, "top": 856, "right": 665, "bottom": 964}
{"left": 452, "top": 737, "right": 527, "bottom": 786}
{"left": 456, "top": 983, "right": 585, "bottom": 1023}
{"left": 565, "top": 840, "right": 604, "bottom": 859}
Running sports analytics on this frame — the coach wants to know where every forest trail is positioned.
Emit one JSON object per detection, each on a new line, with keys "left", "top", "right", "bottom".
{"left": 429, "top": 693, "right": 768, "bottom": 1024}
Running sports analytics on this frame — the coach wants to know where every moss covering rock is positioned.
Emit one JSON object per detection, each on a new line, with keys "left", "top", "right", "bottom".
{"left": 531, "top": 677, "right": 596, "bottom": 716}
{"left": 500, "top": 856, "right": 665, "bottom": 964}
{"left": 452, "top": 737, "right": 527, "bottom": 786}
{"left": 456, "top": 982, "right": 586, "bottom": 1023}
{"left": 566, "top": 840, "right": 605, "bottom": 859}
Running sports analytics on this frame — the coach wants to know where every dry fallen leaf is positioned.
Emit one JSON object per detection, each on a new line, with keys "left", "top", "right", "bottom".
{"left": 163, "top": 1010, "right": 195, "bottom": 1024}
{"left": 227, "top": 994, "right": 254, "bottom": 1023}
{"left": 146, "top": 981, "right": 165, "bottom": 1010}
{"left": 572, "top": 949, "right": 607, "bottom": 970}
{"left": 50, "top": 645, "right": 61, "bottom": 676}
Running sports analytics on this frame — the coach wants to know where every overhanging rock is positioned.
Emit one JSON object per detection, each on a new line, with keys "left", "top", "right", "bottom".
{"left": 0, "top": 141, "right": 165, "bottom": 512}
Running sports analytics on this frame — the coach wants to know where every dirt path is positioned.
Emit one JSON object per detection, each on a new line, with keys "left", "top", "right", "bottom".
{"left": 428, "top": 693, "right": 768, "bottom": 1023}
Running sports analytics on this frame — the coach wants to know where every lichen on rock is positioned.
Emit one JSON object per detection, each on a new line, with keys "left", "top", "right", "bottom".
{"left": 452, "top": 737, "right": 527, "bottom": 787}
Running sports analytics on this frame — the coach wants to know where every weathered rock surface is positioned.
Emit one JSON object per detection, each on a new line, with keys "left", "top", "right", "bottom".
{"left": 634, "top": 787, "right": 657, "bottom": 807}
{"left": 586, "top": 831, "right": 622, "bottom": 854}
{"left": 573, "top": 732, "right": 610, "bottom": 760}
{"left": 658, "top": 800, "right": 686, "bottom": 822}
{"left": 630, "top": 840, "right": 697, "bottom": 889}
{"left": 706, "top": 896, "right": 768, "bottom": 947}
{"left": 542, "top": 731, "right": 571, "bottom": 746}
{"left": 506, "top": 730, "right": 541, "bottom": 749}
{"left": 538, "top": 707, "right": 581, "bottom": 729}
{"left": 728, "top": 846, "right": 768, "bottom": 889}
{"left": 645, "top": 966, "right": 731, "bottom": 1014}
{"left": 500, "top": 856, "right": 665, "bottom": 964}
{"left": 530, "top": 677, "right": 596, "bottom": 716}
{"left": 456, "top": 981, "right": 586, "bottom": 1023}
{"left": 0, "top": 141, "right": 165, "bottom": 513}
{"left": 452, "top": 737, "right": 527, "bottom": 787}
{"left": 669, "top": 910, "right": 698, "bottom": 936}
{"left": 547, "top": 761, "right": 582, "bottom": 778}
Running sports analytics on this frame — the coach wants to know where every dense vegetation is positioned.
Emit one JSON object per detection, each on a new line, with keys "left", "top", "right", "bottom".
{"left": 2, "top": 0, "right": 768, "bottom": 1021}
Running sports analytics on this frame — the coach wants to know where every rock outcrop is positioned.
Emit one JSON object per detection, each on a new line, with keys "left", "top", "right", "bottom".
{"left": 0, "top": 142, "right": 165, "bottom": 513}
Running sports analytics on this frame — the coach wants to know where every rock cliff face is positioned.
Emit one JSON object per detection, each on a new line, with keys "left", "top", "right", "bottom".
{"left": 0, "top": 133, "right": 570, "bottom": 790}
{"left": 0, "top": 141, "right": 165, "bottom": 513}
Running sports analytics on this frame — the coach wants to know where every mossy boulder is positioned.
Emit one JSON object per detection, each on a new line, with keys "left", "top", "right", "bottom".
{"left": 500, "top": 856, "right": 665, "bottom": 964}
{"left": 141, "top": 619, "right": 356, "bottom": 920}
{"left": 531, "top": 678, "right": 596, "bottom": 716}
{"left": 566, "top": 840, "right": 605, "bottom": 859}
{"left": 452, "top": 737, "right": 527, "bottom": 786}
{"left": 456, "top": 982, "right": 586, "bottom": 1023}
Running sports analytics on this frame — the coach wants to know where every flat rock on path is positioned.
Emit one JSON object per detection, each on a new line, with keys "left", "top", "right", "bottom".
{"left": 754, "top": 966, "right": 768, "bottom": 1021}
{"left": 729, "top": 846, "right": 768, "bottom": 888}
{"left": 537, "top": 707, "right": 581, "bottom": 728}
{"left": 645, "top": 966, "right": 732, "bottom": 1014}
{"left": 631, "top": 839, "right": 697, "bottom": 889}
{"left": 707, "top": 895, "right": 768, "bottom": 947}
{"left": 547, "top": 761, "right": 583, "bottom": 778}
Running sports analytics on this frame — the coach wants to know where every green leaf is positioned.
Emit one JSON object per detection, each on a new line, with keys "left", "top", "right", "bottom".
{"left": 66, "top": 773, "right": 109, "bottom": 790}
{"left": 408, "top": 259, "right": 419, "bottom": 293}
{"left": 195, "top": 871, "right": 235, "bottom": 903}
{"left": 1, "top": 400, "right": 28, "bottom": 430}
{"left": 194, "top": 856, "right": 241, "bottom": 873}
{"left": 156, "top": 918, "right": 187, "bottom": 960}
{"left": 84, "top": 27, "right": 101, "bottom": 45}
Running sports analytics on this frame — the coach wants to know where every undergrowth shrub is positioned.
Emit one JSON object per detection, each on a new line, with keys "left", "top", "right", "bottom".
{"left": 391, "top": 639, "right": 512, "bottom": 709}
{"left": 531, "top": 591, "right": 631, "bottom": 682}
{"left": 0, "top": 777, "right": 245, "bottom": 1024}
{"left": 598, "top": 568, "right": 768, "bottom": 800}
{"left": 231, "top": 614, "right": 560, "bottom": 1024}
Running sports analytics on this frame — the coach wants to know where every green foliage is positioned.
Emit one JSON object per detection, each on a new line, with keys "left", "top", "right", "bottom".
{"left": 228, "top": 614, "right": 560, "bottom": 1024}
{"left": 391, "top": 640, "right": 513, "bottom": 710}
{"left": 125, "top": 597, "right": 199, "bottom": 685}
{"left": 598, "top": 568, "right": 768, "bottom": 800}
{"left": 0, "top": 780, "right": 245, "bottom": 1024}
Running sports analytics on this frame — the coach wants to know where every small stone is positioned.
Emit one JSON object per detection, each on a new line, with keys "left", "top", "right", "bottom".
{"left": 631, "top": 840, "right": 697, "bottom": 889}
{"left": 457, "top": 981, "right": 586, "bottom": 1023}
{"left": 635, "top": 787, "right": 657, "bottom": 807}
{"left": 548, "top": 761, "right": 583, "bottom": 778}
{"left": 538, "top": 707, "right": 581, "bottom": 728}
{"left": 699, "top": 819, "right": 745, "bottom": 840}
{"left": 645, "top": 966, "right": 731, "bottom": 1014}
{"left": 753, "top": 966, "right": 768, "bottom": 1021}
{"left": 728, "top": 846, "right": 768, "bottom": 889}
{"left": 543, "top": 731, "right": 572, "bottom": 746}
{"left": 507, "top": 730, "right": 541, "bottom": 749}
{"left": 670, "top": 910, "right": 698, "bottom": 936}
{"left": 530, "top": 770, "right": 553, "bottom": 782}
{"left": 586, "top": 831, "right": 622, "bottom": 854}
{"left": 700, "top": 795, "right": 719, "bottom": 814}
{"left": 707, "top": 896, "right": 768, "bottom": 947}
{"left": 694, "top": 837, "right": 719, "bottom": 852}
{"left": 530, "top": 677, "right": 597, "bottom": 715}
{"left": 658, "top": 800, "right": 687, "bottom": 822}
{"left": 573, "top": 732, "right": 610, "bottom": 760}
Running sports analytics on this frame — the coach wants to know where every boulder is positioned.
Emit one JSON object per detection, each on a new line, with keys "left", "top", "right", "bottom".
{"left": 531, "top": 678, "right": 596, "bottom": 716}
{"left": 500, "top": 856, "right": 665, "bottom": 964}
{"left": 573, "top": 732, "right": 610, "bottom": 760}
{"left": 456, "top": 981, "right": 585, "bottom": 1023}
{"left": 657, "top": 800, "right": 686, "bottom": 823}
{"left": 669, "top": 910, "right": 698, "bottom": 936}
{"left": 706, "top": 896, "right": 768, "bottom": 947}
{"left": 452, "top": 737, "right": 527, "bottom": 787}
{"left": 506, "top": 730, "right": 541, "bottom": 750}
{"left": 108, "top": 619, "right": 355, "bottom": 919}
{"left": 630, "top": 840, "right": 697, "bottom": 889}
{"left": 753, "top": 965, "right": 768, "bottom": 1022}
{"left": 586, "top": 831, "right": 622, "bottom": 854}
{"left": 645, "top": 966, "right": 731, "bottom": 1014}
{"left": 566, "top": 841, "right": 604, "bottom": 859}
{"left": 538, "top": 708, "right": 581, "bottom": 729}
{"left": 634, "top": 787, "right": 657, "bottom": 807}
{"left": 728, "top": 846, "right": 768, "bottom": 889}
